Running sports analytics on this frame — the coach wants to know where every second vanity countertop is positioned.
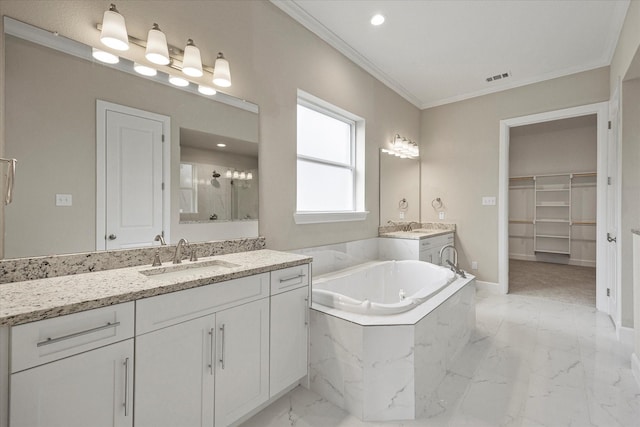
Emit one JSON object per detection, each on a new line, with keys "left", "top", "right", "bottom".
{"left": 379, "top": 229, "right": 454, "bottom": 240}
{"left": 0, "top": 249, "right": 312, "bottom": 327}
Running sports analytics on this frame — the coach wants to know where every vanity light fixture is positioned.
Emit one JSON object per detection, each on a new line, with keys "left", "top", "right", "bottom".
{"left": 233, "top": 171, "right": 240, "bottom": 179}
{"left": 198, "top": 85, "right": 217, "bottom": 96}
{"left": 100, "top": 4, "right": 129, "bottom": 51}
{"left": 168, "top": 75, "right": 189, "bottom": 87}
{"left": 246, "top": 172, "right": 253, "bottom": 180}
{"left": 225, "top": 170, "right": 233, "bottom": 178}
{"left": 145, "top": 23, "right": 170, "bottom": 65}
{"left": 239, "top": 171, "right": 246, "bottom": 180}
{"left": 213, "top": 52, "right": 232, "bottom": 87}
{"left": 382, "top": 134, "right": 419, "bottom": 159}
{"left": 133, "top": 62, "right": 157, "bottom": 76}
{"left": 182, "top": 39, "right": 204, "bottom": 77}
{"left": 92, "top": 47, "right": 119, "bottom": 64}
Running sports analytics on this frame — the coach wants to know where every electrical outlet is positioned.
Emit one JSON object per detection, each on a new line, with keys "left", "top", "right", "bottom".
{"left": 55, "top": 194, "right": 72, "bottom": 206}
{"left": 399, "top": 211, "right": 405, "bottom": 219}
{"left": 471, "top": 261, "right": 478, "bottom": 270}
{"left": 438, "top": 211, "right": 445, "bottom": 220}
{"left": 482, "top": 196, "right": 496, "bottom": 206}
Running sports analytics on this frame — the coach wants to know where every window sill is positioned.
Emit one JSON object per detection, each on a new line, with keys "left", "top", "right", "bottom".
{"left": 293, "top": 211, "right": 369, "bottom": 225}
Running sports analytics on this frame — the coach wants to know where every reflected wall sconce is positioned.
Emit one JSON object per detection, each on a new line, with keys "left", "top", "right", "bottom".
{"left": 225, "top": 169, "right": 253, "bottom": 180}
{"left": 97, "top": 4, "right": 232, "bottom": 90}
{"left": 381, "top": 134, "right": 419, "bottom": 159}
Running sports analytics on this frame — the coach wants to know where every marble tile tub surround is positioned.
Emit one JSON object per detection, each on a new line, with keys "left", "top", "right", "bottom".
{"left": 0, "top": 237, "right": 265, "bottom": 284}
{"left": 0, "top": 249, "right": 310, "bottom": 327}
{"left": 309, "top": 282, "right": 475, "bottom": 421}
{"left": 243, "top": 289, "right": 640, "bottom": 427}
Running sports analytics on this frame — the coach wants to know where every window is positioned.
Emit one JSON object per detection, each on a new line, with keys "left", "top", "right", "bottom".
{"left": 179, "top": 163, "right": 197, "bottom": 213}
{"left": 295, "top": 91, "right": 367, "bottom": 224}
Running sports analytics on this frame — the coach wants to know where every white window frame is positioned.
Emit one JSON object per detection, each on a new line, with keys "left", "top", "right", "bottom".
{"left": 294, "top": 90, "right": 368, "bottom": 224}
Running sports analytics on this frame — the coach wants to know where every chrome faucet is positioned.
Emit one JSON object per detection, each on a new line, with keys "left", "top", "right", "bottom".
{"left": 173, "top": 238, "right": 189, "bottom": 264}
{"left": 154, "top": 234, "right": 166, "bottom": 245}
{"left": 403, "top": 221, "right": 420, "bottom": 232}
{"left": 439, "top": 244, "right": 466, "bottom": 278}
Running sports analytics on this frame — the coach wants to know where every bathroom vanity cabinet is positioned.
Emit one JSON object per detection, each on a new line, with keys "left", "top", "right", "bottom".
{"left": 2, "top": 259, "right": 311, "bottom": 427}
{"left": 379, "top": 232, "right": 454, "bottom": 266}
{"left": 9, "top": 303, "right": 135, "bottom": 427}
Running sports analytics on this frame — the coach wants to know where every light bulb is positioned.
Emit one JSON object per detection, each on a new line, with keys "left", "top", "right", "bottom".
{"left": 169, "top": 75, "right": 189, "bottom": 87}
{"left": 182, "top": 39, "right": 203, "bottom": 77}
{"left": 92, "top": 48, "right": 119, "bottom": 64}
{"left": 133, "top": 63, "right": 157, "bottom": 76}
{"left": 213, "top": 52, "right": 231, "bottom": 87}
{"left": 100, "top": 4, "right": 129, "bottom": 51}
{"left": 145, "top": 24, "right": 170, "bottom": 65}
{"left": 198, "top": 85, "right": 216, "bottom": 96}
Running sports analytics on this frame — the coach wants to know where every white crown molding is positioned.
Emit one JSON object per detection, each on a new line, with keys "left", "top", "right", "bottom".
{"left": 272, "top": 0, "right": 630, "bottom": 111}
{"left": 270, "top": 0, "right": 423, "bottom": 108}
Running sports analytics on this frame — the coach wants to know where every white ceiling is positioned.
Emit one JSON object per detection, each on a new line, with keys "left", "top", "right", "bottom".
{"left": 272, "top": 0, "right": 630, "bottom": 109}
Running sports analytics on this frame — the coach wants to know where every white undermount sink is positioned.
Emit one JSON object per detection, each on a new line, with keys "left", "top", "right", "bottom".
{"left": 140, "top": 259, "right": 241, "bottom": 280}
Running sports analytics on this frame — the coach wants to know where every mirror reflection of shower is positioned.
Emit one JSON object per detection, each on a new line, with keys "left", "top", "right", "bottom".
{"left": 179, "top": 127, "right": 258, "bottom": 223}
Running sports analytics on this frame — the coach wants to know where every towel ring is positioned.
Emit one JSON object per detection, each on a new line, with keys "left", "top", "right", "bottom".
{"left": 431, "top": 197, "right": 443, "bottom": 210}
{"left": 398, "top": 198, "right": 408, "bottom": 211}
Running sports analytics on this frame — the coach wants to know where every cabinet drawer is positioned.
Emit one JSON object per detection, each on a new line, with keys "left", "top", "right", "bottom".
{"left": 419, "top": 233, "right": 454, "bottom": 251}
{"left": 270, "top": 264, "right": 310, "bottom": 295}
{"left": 11, "top": 302, "right": 134, "bottom": 373}
{"left": 136, "top": 273, "right": 269, "bottom": 335}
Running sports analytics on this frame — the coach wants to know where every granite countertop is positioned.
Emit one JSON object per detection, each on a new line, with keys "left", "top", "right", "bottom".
{"left": 379, "top": 229, "right": 455, "bottom": 240}
{"left": 0, "top": 249, "right": 311, "bottom": 327}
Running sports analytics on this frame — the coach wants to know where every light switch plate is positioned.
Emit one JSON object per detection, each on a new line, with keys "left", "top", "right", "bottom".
{"left": 56, "top": 194, "right": 72, "bottom": 206}
{"left": 438, "top": 212, "right": 445, "bottom": 220}
{"left": 482, "top": 196, "right": 496, "bottom": 206}
{"left": 399, "top": 211, "right": 405, "bottom": 219}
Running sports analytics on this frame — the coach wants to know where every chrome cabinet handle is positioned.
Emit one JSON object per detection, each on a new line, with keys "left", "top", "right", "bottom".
{"left": 279, "top": 273, "right": 305, "bottom": 283}
{"left": 304, "top": 297, "right": 309, "bottom": 326}
{"left": 36, "top": 321, "right": 120, "bottom": 347}
{"left": 208, "top": 328, "right": 214, "bottom": 375}
{"left": 123, "top": 357, "right": 130, "bottom": 417}
{"left": 1, "top": 158, "right": 16, "bottom": 205}
{"left": 219, "top": 324, "right": 225, "bottom": 369}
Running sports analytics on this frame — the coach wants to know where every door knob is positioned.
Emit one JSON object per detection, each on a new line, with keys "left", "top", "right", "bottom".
{"left": 108, "top": 234, "right": 117, "bottom": 240}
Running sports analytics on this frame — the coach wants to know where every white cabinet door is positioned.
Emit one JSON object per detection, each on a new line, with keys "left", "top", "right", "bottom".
{"left": 135, "top": 315, "right": 215, "bottom": 427}
{"left": 10, "top": 339, "right": 133, "bottom": 427}
{"left": 270, "top": 286, "right": 309, "bottom": 397}
{"left": 215, "top": 299, "right": 269, "bottom": 427}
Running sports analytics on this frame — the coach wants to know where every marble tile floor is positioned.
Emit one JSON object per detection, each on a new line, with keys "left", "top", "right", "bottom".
{"left": 242, "top": 289, "right": 640, "bottom": 427}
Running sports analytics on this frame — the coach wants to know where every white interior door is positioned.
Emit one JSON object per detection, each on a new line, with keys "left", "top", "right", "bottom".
{"left": 607, "top": 89, "right": 621, "bottom": 320}
{"left": 98, "top": 104, "right": 167, "bottom": 250}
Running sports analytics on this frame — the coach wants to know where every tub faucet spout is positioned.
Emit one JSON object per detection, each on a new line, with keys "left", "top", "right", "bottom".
{"left": 440, "top": 244, "right": 466, "bottom": 278}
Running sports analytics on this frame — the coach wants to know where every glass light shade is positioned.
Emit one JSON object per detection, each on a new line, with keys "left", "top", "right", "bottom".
{"left": 233, "top": 171, "right": 239, "bottom": 179}
{"left": 168, "top": 75, "right": 189, "bottom": 87}
{"left": 100, "top": 4, "right": 129, "bottom": 51}
{"left": 225, "top": 170, "right": 232, "bottom": 178}
{"left": 239, "top": 172, "right": 246, "bottom": 179}
{"left": 145, "top": 24, "right": 170, "bottom": 65}
{"left": 247, "top": 172, "right": 253, "bottom": 180}
{"left": 198, "top": 85, "right": 217, "bottom": 96}
{"left": 182, "top": 39, "right": 203, "bottom": 77}
{"left": 212, "top": 52, "right": 231, "bottom": 87}
{"left": 133, "top": 63, "right": 157, "bottom": 76}
{"left": 92, "top": 48, "right": 119, "bottom": 64}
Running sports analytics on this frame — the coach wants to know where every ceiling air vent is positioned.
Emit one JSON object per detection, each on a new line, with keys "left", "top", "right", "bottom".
{"left": 486, "top": 71, "right": 511, "bottom": 82}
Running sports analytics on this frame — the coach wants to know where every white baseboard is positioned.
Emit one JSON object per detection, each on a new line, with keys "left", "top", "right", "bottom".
{"left": 475, "top": 281, "right": 502, "bottom": 294}
{"left": 632, "top": 353, "right": 640, "bottom": 390}
{"left": 616, "top": 325, "right": 634, "bottom": 350}
{"left": 508, "top": 254, "right": 595, "bottom": 268}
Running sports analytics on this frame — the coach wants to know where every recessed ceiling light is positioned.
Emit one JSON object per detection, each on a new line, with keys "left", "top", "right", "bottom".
{"left": 216, "top": 143, "right": 226, "bottom": 148}
{"left": 370, "top": 14, "right": 385, "bottom": 26}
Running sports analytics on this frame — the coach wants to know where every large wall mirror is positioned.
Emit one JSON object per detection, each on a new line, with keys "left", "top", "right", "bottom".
{"left": 2, "top": 18, "right": 259, "bottom": 259}
{"left": 379, "top": 150, "right": 420, "bottom": 225}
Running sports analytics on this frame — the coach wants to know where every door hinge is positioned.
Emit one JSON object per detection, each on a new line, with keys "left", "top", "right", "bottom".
{"left": 607, "top": 288, "right": 610, "bottom": 297}
{"left": 162, "top": 134, "right": 165, "bottom": 142}
{"left": 161, "top": 182, "right": 165, "bottom": 190}
{"left": 608, "top": 176, "right": 612, "bottom": 185}
{"left": 608, "top": 120, "right": 611, "bottom": 130}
